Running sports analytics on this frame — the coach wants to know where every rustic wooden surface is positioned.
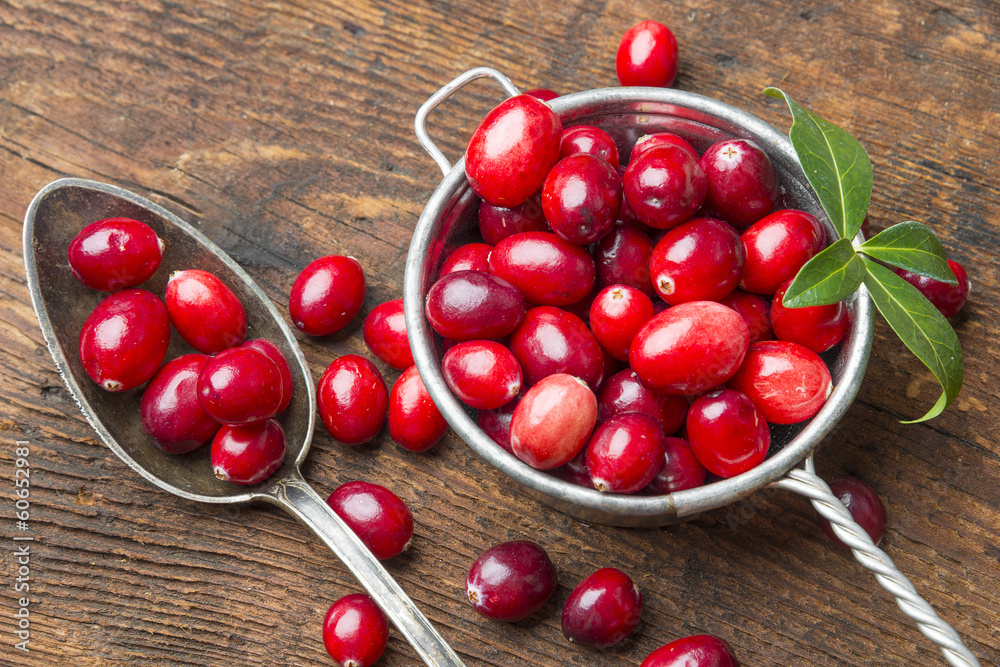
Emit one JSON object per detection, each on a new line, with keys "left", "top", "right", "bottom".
{"left": 1, "top": 1, "right": 998, "bottom": 665}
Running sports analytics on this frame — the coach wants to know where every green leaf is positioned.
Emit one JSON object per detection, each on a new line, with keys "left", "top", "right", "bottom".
{"left": 782, "top": 238, "right": 866, "bottom": 307}
{"left": 861, "top": 258, "right": 963, "bottom": 423}
{"left": 858, "top": 221, "right": 956, "bottom": 283}
{"left": 764, "top": 87, "right": 873, "bottom": 241}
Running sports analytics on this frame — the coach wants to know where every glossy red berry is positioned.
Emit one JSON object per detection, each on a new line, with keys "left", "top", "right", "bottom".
{"left": 488, "top": 231, "right": 596, "bottom": 307}
{"left": 560, "top": 125, "right": 620, "bottom": 168}
{"left": 586, "top": 412, "right": 665, "bottom": 493}
{"left": 165, "top": 269, "right": 247, "bottom": 354}
{"left": 593, "top": 222, "right": 656, "bottom": 297}
{"left": 466, "top": 540, "right": 558, "bottom": 622}
{"left": 542, "top": 154, "right": 622, "bottom": 245}
{"left": 440, "top": 242, "right": 493, "bottom": 276}
{"left": 78, "top": 288, "right": 171, "bottom": 392}
{"left": 641, "top": 635, "right": 741, "bottom": 667}
{"left": 727, "top": 340, "right": 832, "bottom": 425}
{"left": 425, "top": 270, "right": 525, "bottom": 341}
{"left": 616, "top": 20, "right": 679, "bottom": 88}
{"left": 197, "top": 347, "right": 284, "bottom": 425}
{"left": 589, "top": 285, "right": 655, "bottom": 361}
{"left": 650, "top": 217, "right": 745, "bottom": 305}
{"left": 771, "top": 280, "right": 849, "bottom": 353}
{"left": 623, "top": 144, "right": 707, "bottom": 230}
{"left": 510, "top": 374, "right": 598, "bottom": 470}
{"left": 719, "top": 289, "right": 773, "bottom": 344}
{"left": 241, "top": 339, "right": 293, "bottom": 414}
{"left": 699, "top": 139, "right": 779, "bottom": 229}
{"left": 442, "top": 340, "right": 522, "bottom": 410}
{"left": 322, "top": 594, "right": 389, "bottom": 667}
{"left": 68, "top": 217, "right": 163, "bottom": 292}
{"left": 388, "top": 365, "right": 448, "bottom": 453}
{"left": 687, "top": 389, "right": 770, "bottom": 478}
{"left": 478, "top": 196, "right": 548, "bottom": 246}
{"left": 141, "top": 354, "right": 219, "bottom": 454}
{"left": 596, "top": 369, "right": 661, "bottom": 424}
{"left": 210, "top": 418, "right": 286, "bottom": 485}
{"left": 561, "top": 568, "right": 642, "bottom": 648}
{"left": 740, "top": 209, "right": 826, "bottom": 296}
{"left": 362, "top": 299, "right": 414, "bottom": 370}
{"left": 819, "top": 475, "right": 888, "bottom": 549}
{"left": 631, "top": 132, "right": 699, "bottom": 163}
{"left": 327, "top": 481, "right": 414, "bottom": 560}
{"left": 524, "top": 88, "right": 559, "bottom": 102}
{"left": 509, "top": 306, "right": 604, "bottom": 390}
{"left": 317, "top": 355, "right": 388, "bottom": 445}
{"left": 289, "top": 255, "right": 366, "bottom": 336}
{"left": 894, "top": 258, "right": 970, "bottom": 318}
{"left": 465, "top": 94, "right": 563, "bottom": 207}
{"left": 647, "top": 437, "right": 707, "bottom": 494}
{"left": 477, "top": 395, "right": 520, "bottom": 455}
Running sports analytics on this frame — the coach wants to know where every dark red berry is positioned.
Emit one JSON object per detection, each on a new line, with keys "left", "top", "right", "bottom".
{"left": 726, "top": 340, "right": 832, "bottom": 425}
{"left": 649, "top": 217, "right": 745, "bottom": 305}
{"left": 616, "top": 20, "right": 679, "bottom": 88}
{"left": 509, "top": 306, "right": 604, "bottom": 390}
{"left": 542, "top": 154, "right": 622, "bottom": 245}
{"left": 586, "top": 412, "right": 665, "bottom": 494}
{"left": 68, "top": 217, "right": 163, "bottom": 292}
{"left": 211, "top": 418, "right": 286, "bottom": 485}
{"left": 641, "top": 635, "right": 741, "bottom": 667}
{"left": 894, "top": 258, "right": 970, "bottom": 318}
{"left": 363, "top": 298, "right": 414, "bottom": 370}
{"left": 510, "top": 374, "right": 597, "bottom": 470}
{"left": 740, "top": 209, "right": 825, "bottom": 296}
{"left": 165, "top": 269, "right": 247, "bottom": 354}
{"left": 241, "top": 339, "right": 293, "bottom": 414}
{"left": 561, "top": 568, "right": 642, "bottom": 648}
{"left": 388, "top": 365, "right": 448, "bottom": 453}
{"left": 440, "top": 242, "right": 492, "bottom": 275}
{"left": 442, "top": 340, "right": 522, "bottom": 410}
{"left": 289, "top": 255, "right": 366, "bottom": 336}
{"left": 327, "top": 481, "right": 414, "bottom": 560}
{"left": 197, "top": 346, "right": 284, "bottom": 425}
{"left": 478, "top": 196, "right": 548, "bottom": 246}
{"left": 551, "top": 449, "right": 593, "bottom": 488}
{"left": 647, "top": 437, "right": 707, "bottom": 494}
{"left": 322, "top": 593, "right": 389, "bottom": 667}
{"left": 466, "top": 540, "right": 557, "bottom": 622}
{"left": 593, "top": 222, "right": 656, "bottom": 297}
{"left": 488, "top": 231, "right": 596, "bottom": 306}
{"left": 819, "top": 475, "right": 888, "bottom": 549}
{"left": 425, "top": 270, "right": 525, "bottom": 341}
{"left": 631, "top": 133, "right": 699, "bottom": 163}
{"left": 623, "top": 144, "right": 707, "bottom": 230}
{"left": 317, "top": 355, "right": 388, "bottom": 445}
{"left": 141, "top": 354, "right": 219, "bottom": 454}
{"left": 771, "top": 279, "right": 848, "bottom": 353}
{"left": 687, "top": 389, "right": 769, "bottom": 478}
{"left": 719, "top": 289, "right": 773, "bottom": 344}
{"left": 477, "top": 395, "right": 520, "bottom": 455}
{"left": 699, "top": 139, "right": 779, "bottom": 229}
{"left": 560, "top": 125, "right": 621, "bottom": 168}
{"left": 597, "top": 369, "right": 662, "bottom": 425}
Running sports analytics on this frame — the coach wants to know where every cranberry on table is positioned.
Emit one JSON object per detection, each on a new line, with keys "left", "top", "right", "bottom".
{"left": 616, "top": 19, "right": 679, "bottom": 88}
{"left": 819, "top": 475, "right": 888, "bottom": 549}
{"left": 641, "top": 634, "right": 741, "bottom": 667}
{"left": 740, "top": 209, "right": 826, "bottom": 296}
{"left": 593, "top": 222, "right": 656, "bottom": 297}
{"left": 68, "top": 217, "right": 163, "bottom": 292}
{"left": 477, "top": 395, "right": 520, "bottom": 454}
{"left": 894, "top": 258, "right": 971, "bottom": 318}
{"left": 242, "top": 338, "right": 293, "bottom": 414}
{"left": 488, "top": 231, "right": 596, "bottom": 307}
{"left": 327, "top": 480, "right": 414, "bottom": 560}
{"left": 322, "top": 593, "right": 389, "bottom": 667}
{"left": 478, "top": 196, "right": 548, "bottom": 246}
{"left": 623, "top": 144, "right": 707, "bottom": 230}
{"left": 586, "top": 412, "right": 665, "bottom": 493}
{"left": 289, "top": 255, "right": 366, "bottom": 336}
{"left": 647, "top": 437, "right": 707, "bottom": 494}
{"left": 510, "top": 374, "right": 598, "bottom": 470}
{"left": 424, "top": 270, "right": 525, "bottom": 341}
{"left": 439, "top": 242, "right": 492, "bottom": 276}
{"left": 542, "top": 153, "right": 622, "bottom": 245}
{"left": 465, "top": 94, "right": 563, "bottom": 207}
{"left": 197, "top": 346, "right": 284, "bottom": 425}
{"left": 561, "top": 568, "right": 642, "bottom": 648}
{"left": 317, "top": 355, "right": 389, "bottom": 445}
{"left": 631, "top": 132, "right": 699, "bottom": 163}
{"left": 589, "top": 285, "right": 655, "bottom": 361}
{"left": 210, "top": 418, "right": 286, "bottom": 485}
{"left": 719, "top": 289, "right": 773, "bottom": 344}
{"left": 699, "top": 138, "right": 779, "bottom": 229}
{"left": 442, "top": 340, "right": 523, "bottom": 410}
{"left": 466, "top": 540, "right": 558, "bottom": 622}
{"left": 78, "top": 288, "right": 171, "bottom": 392}
{"left": 629, "top": 300, "right": 750, "bottom": 395}
{"left": 687, "top": 389, "right": 769, "bottom": 478}
{"left": 770, "top": 279, "right": 848, "bottom": 353}
{"left": 141, "top": 354, "right": 219, "bottom": 454}
{"left": 165, "top": 269, "right": 247, "bottom": 354}
{"left": 388, "top": 364, "right": 448, "bottom": 453}
{"left": 509, "top": 306, "right": 605, "bottom": 390}
{"left": 726, "top": 340, "right": 833, "bottom": 424}
{"left": 649, "top": 217, "right": 745, "bottom": 305}
{"left": 559, "top": 124, "right": 621, "bottom": 168}
{"left": 362, "top": 298, "right": 414, "bottom": 370}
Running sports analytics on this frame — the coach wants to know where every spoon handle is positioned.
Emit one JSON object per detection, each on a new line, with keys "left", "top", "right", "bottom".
{"left": 265, "top": 468, "right": 467, "bottom": 666}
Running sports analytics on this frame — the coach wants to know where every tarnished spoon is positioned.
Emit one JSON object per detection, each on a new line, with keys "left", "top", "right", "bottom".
{"left": 23, "top": 177, "right": 466, "bottom": 667}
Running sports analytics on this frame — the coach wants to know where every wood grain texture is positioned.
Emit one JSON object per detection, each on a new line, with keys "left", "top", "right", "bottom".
{"left": 1, "top": 0, "right": 998, "bottom": 665}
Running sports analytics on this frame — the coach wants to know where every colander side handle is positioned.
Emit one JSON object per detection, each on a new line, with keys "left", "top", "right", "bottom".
{"left": 772, "top": 456, "right": 981, "bottom": 667}
{"left": 414, "top": 66, "right": 521, "bottom": 176}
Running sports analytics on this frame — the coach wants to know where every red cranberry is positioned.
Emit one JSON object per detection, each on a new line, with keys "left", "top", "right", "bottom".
{"left": 586, "top": 412, "right": 665, "bottom": 493}
{"left": 647, "top": 437, "right": 706, "bottom": 494}
{"left": 551, "top": 449, "right": 593, "bottom": 488}
{"left": 560, "top": 125, "right": 620, "bottom": 168}
{"left": 165, "top": 269, "right": 247, "bottom": 354}
{"left": 699, "top": 139, "right": 779, "bottom": 229}
{"left": 68, "top": 217, "right": 163, "bottom": 292}
{"left": 561, "top": 568, "right": 642, "bottom": 648}
{"left": 425, "top": 270, "right": 525, "bottom": 341}
{"left": 524, "top": 88, "right": 559, "bottom": 102}
{"left": 818, "top": 475, "right": 888, "bottom": 549}
{"left": 488, "top": 231, "right": 596, "bottom": 306}
{"left": 478, "top": 196, "right": 548, "bottom": 246}
{"left": 894, "top": 258, "right": 970, "bottom": 318}
{"left": 593, "top": 222, "right": 656, "bottom": 297}
{"left": 388, "top": 364, "right": 448, "bottom": 453}
{"left": 241, "top": 339, "right": 293, "bottom": 414}
{"left": 477, "top": 395, "right": 520, "bottom": 454}
{"left": 771, "top": 279, "right": 848, "bottom": 353}
{"left": 327, "top": 480, "right": 414, "bottom": 560}
{"left": 657, "top": 394, "right": 689, "bottom": 437}
{"left": 78, "top": 288, "right": 171, "bottom": 392}
{"left": 210, "top": 418, "right": 286, "bottom": 485}
{"left": 589, "top": 285, "right": 655, "bottom": 361}
{"left": 597, "top": 369, "right": 661, "bottom": 424}
{"left": 641, "top": 634, "right": 741, "bottom": 667}
{"left": 650, "top": 218, "right": 745, "bottom": 305}
{"left": 362, "top": 298, "right": 414, "bottom": 370}
{"left": 740, "top": 209, "right": 826, "bottom": 295}
{"left": 465, "top": 94, "right": 563, "bottom": 207}
{"left": 440, "top": 242, "right": 493, "bottom": 275}
{"left": 726, "top": 340, "right": 832, "bottom": 424}
{"left": 466, "top": 540, "right": 558, "bottom": 622}
{"left": 509, "top": 306, "right": 604, "bottom": 390}
{"left": 442, "top": 340, "right": 522, "bottom": 410}
{"left": 322, "top": 593, "right": 389, "bottom": 667}
{"left": 631, "top": 132, "right": 699, "bottom": 163}
{"left": 542, "top": 154, "right": 622, "bottom": 245}
{"left": 289, "top": 255, "right": 366, "bottom": 336}
{"left": 719, "top": 289, "right": 773, "bottom": 344}
{"left": 687, "top": 389, "right": 769, "bottom": 478}
{"left": 317, "top": 355, "right": 388, "bottom": 445}
{"left": 616, "top": 20, "right": 679, "bottom": 87}
{"left": 630, "top": 301, "right": 750, "bottom": 395}
{"left": 141, "top": 354, "right": 219, "bottom": 454}
{"left": 510, "top": 374, "right": 598, "bottom": 470}
{"left": 623, "top": 145, "right": 707, "bottom": 230}
{"left": 197, "top": 347, "right": 284, "bottom": 425}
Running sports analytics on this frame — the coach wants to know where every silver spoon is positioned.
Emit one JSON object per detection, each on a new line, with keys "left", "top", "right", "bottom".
{"left": 23, "top": 177, "right": 467, "bottom": 667}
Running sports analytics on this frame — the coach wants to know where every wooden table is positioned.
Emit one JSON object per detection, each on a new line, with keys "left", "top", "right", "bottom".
{"left": 1, "top": 1, "right": 998, "bottom": 665}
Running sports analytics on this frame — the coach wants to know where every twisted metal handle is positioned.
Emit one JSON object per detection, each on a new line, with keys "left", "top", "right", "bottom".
{"left": 772, "top": 456, "right": 980, "bottom": 667}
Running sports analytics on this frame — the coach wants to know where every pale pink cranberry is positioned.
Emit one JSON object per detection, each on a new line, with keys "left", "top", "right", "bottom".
{"left": 623, "top": 145, "right": 707, "bottom": 230}
{"left": 818, "top": 475, "right": 888, "bottom": 549}
{"left": 323, "top": 594, "right": 389, "bottom": 667}
{"left": 699, "top": 138, "right": 779, "bottom": 229}
{"left": 362, "top": 299, "right": 414, "bottom": 370}
{"left": 719, "top": 289, "right": 773, "bottom": 344}
{"left": 197, "top": 347, "right": 284, "bottom": 425}
{"left": 509, "top": 306, "right": 604, "bottom": 390}
{"left": 650, "top": 217, "right": 745, "bottom": 305}
{"left": 646, "top": 437, "right": 707, "bottom": 494}
{"left": 289, "top": 255, "right": 365, "bottom": 336}
{"left": 488, "top": 231, "right": 596, "bottom": 306}
{"left": 616, "top": 20, "right": 679, "bottom": 87}
{"left": 726, "top": 340, "right": 832, "bottom": 424}
{"left": 166, "top": 269, "right": 247, "bottom": 354}
{"left": 510, "top": 374, "right": 598, "bottom": 470}
{"left": 388, "top": 365, "right": 448, "bottom": 453}
{"left": 542, "top": 154, "right": 622, "bottom": 245}
{"left": 317, "top": 355, "right": 388, "bottom": 445}
{"left": 641, "top": 635, "right": 741, "bottom": 667}
{"left": 593, "top": 222, "right": 656, "bottom": 297}
{"left": 440, "top": 242, "right": 492, "bottom": 275}
{"left": 894, "top": 258, "right": 970, "bottom": 318}
{"left": 68, "top": 217, "right": 163, "bottom": 292}
{"left": 242, "top": 338, "right": 293, "bottom": 414}
{"left": 211, "top": 418, "right": 286, "bottom": 485}
{"left": 586, "top": 412, "right": 665, "bottom": 494}
{"left": 740, "top": 209, "right": 826, "bottom": 295}
{"left": 477, "top": 196, "right": 548, "bottom": 246}
{"left": 441, "top": 340, "right": 522, "bottom": 410}
{"left": 589, "top": 285, "right": 655, "bottom": 361}
{"left": 770, "top": 279, "right": 848, "bottom": 353}
{"left": 327, "top": 480, "right": 414, "bottom": 559}
{"left": 560, "top": 125, "right": 621, "bottom": 167}
{"left": 562, "top": 568, "right": 642, "bottom": 648}
{"left": 141, "top": 354, "right": 219, "bottom": 454}
{"left": 687, "top": 389, "right": 769, "bottom": 478}
{"left": 466, "top": 541, "right": 557, "bottom": 622}
{"left": 425, "top": 270, "right": 525, "bottom": 341}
